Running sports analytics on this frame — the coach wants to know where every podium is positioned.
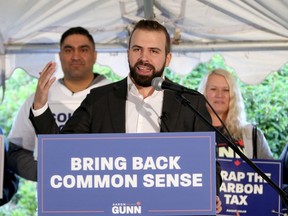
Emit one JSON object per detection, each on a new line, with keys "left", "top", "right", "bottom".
{"left": 37, "top": 132, "right": 216, "bottom": 216}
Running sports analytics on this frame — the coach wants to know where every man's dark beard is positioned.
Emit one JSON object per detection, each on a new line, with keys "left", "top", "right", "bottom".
{"left": 129, "top": 60, "right": 165, "bottom": 87}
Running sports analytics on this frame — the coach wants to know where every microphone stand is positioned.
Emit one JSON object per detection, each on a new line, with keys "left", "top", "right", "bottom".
{"left": 175, "top": 92, "right": 288, "bottom": 209}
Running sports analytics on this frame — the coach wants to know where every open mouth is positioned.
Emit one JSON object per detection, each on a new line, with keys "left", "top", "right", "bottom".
{"left": 136, "top": 63, "right": 154, "bottom": 75}
{"left": 137, "top": 65, "right": 151, "bottom": 72}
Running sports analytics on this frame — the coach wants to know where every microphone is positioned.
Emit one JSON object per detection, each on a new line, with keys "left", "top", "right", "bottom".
{"left": 151, "top": 77, "right": 199, "bottom": 95}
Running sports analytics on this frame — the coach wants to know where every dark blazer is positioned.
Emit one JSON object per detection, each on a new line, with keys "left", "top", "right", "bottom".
{"left": 29, "top": 77, "right": 222, "bottom": 193}
{"left": 30, "top": 78, "right": 212, "bottom": 134}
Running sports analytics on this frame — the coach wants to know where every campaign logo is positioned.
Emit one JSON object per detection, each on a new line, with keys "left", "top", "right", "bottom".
{"left": 111, "top": 201, "right": 142, "bottom": 214}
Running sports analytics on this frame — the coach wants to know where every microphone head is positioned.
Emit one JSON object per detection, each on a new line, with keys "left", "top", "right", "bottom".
{"left": 151, "top": 77, "right": 164, "bottom": 91}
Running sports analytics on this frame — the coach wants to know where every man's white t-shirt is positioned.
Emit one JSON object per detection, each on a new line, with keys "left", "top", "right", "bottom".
{"left": 8, "top": 75, "right": 110, "bottom": 152}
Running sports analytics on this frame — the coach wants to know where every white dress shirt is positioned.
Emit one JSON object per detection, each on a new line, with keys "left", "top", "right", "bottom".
{"left": 126, "top": 76, "right": 164, "bottom": 133}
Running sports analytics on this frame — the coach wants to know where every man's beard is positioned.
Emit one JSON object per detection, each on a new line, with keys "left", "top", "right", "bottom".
{"left": 129, "top": 60, "right": 165, "bottom": 87}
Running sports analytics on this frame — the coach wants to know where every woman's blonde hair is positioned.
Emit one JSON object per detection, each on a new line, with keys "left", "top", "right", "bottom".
{"left": 198, "top": 69, "right": 247, "bottom": 139}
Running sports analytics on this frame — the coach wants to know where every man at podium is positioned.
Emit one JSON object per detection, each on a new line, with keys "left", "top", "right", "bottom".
{"left": 29, "top": 19, "right": 222, "bottom": 213}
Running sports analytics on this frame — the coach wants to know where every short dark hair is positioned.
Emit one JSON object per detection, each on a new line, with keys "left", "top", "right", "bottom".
{"left": 128, "top": 19, "right": 171, "bottom": 54}
{"left": 60, "top": 27, "right": 95, "bottom": 49}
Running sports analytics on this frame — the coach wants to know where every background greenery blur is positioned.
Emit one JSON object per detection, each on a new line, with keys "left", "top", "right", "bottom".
{"left": 0, "top": 54, "right": 287, "bottom": 215}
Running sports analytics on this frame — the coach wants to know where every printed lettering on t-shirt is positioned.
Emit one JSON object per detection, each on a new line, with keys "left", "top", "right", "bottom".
{"left": 49, "top": 101, "right": 81, "bottom": 129}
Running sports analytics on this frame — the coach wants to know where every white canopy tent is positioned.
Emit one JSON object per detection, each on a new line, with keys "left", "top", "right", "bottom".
{"left": 1, "top": 0, "right": 288, "bottom": 86}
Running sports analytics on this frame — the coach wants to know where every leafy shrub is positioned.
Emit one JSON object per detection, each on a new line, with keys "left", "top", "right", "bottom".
{"left": 0, "top": 179, "right": 37, "bottom": 216}
{"left": 165, "top": 54, "right": 288, "bottom": 158}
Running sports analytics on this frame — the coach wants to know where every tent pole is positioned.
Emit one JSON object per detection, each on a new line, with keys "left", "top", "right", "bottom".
{"left": 143, "top": 0, "right": 154, "bottom": 20}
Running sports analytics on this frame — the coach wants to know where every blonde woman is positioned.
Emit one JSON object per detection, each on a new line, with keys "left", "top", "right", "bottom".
{"left": 198, "top": 69, "right": 273, "bottom": 159}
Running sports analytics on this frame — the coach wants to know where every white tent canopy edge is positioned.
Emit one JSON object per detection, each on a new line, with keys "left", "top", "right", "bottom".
{"left": 1, "top": 0, "right": 288, "bottom": 85}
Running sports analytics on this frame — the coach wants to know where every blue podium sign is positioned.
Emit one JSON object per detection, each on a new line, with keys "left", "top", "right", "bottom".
{"left": 38, "top": 132, "right": 216, "bottom": 216}
{"left": 218, "top": 158, "right": 282, "bottom": 216}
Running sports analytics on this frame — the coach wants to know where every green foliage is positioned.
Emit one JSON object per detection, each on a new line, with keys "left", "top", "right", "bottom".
{"left": 12, "top": 180, "right": 37, "bottom": 215}
{"left": 0, "top": 179, "right": 37, "bottom": 216}
{"left": 0, "top": 69, "right": 37, "bottom": 136}
{"left": 94, "top": 64, "right": 123, "bottom": 82}
{"left": 240, "top": 67, "right": 288, "bottom": 158}
{"left": 166, "top": 54, "right": 231, "bottom": 91}
{"left": 165, "top": 54, "right": 288, "bottom": 158}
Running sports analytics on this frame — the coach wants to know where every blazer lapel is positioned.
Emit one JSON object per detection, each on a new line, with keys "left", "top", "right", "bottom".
{"left": 108, "top": 78, "right": 127, "bottom": 133}
{"left": 161, "top": 90, "right": 182, "bottom": 132}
